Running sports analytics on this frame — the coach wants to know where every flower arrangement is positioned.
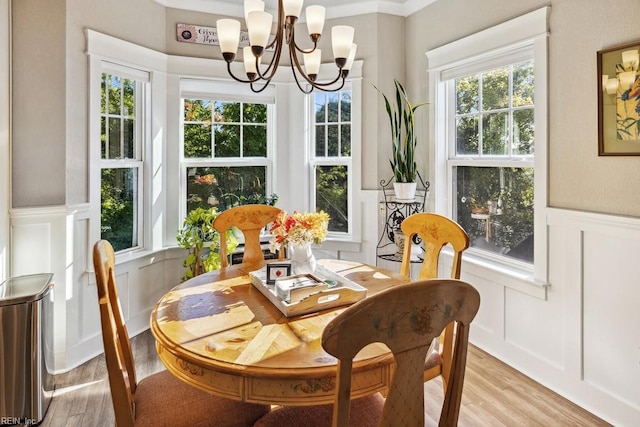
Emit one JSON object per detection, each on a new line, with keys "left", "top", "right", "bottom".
{"left": 269, "top": 210, "right": 330, "bottom": 252}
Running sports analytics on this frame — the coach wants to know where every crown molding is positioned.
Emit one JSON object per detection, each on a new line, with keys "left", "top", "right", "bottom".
{"left": 153, "top": 0, "right": 437, "bottom": 18}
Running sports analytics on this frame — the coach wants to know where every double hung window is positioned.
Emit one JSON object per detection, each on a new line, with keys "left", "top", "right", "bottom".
{"left": 449, "top": 57, "right": 535, "bottom": 263}
{"left": 180, "top": 81, "right": 274, "bottom": 216}
{"left": 310, "top": 87, "right": 353, "bottom": 234}
{"left": 100, "top": 68, "right": 147, "bottom": 252}
{"left": 428, "top": 7, "right": 548, "bottom": 278}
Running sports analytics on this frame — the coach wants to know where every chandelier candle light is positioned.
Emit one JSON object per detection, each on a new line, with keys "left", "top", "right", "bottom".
{"left": 216, "top": 0, "right": 357, "bottom": 93}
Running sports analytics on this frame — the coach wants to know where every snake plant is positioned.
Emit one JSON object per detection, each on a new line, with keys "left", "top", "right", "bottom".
{"left": 375, "top": 79, "right": 428, "bottom": 183}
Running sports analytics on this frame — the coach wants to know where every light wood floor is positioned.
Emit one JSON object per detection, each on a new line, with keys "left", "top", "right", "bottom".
{"left": 41, "top": 330, "right": 610, "bottom": 427}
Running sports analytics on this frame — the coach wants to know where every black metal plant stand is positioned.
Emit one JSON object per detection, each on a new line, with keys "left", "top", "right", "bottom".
{"left": 376, "top": 173, "right": 429, "bottom": 264}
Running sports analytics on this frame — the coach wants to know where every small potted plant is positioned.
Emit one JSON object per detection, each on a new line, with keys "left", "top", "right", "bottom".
{"left": 376, "top": 79, "right": 428, "bottom": 201}
{"left": 176, "top": 207, "right": 238, "bottom": 281}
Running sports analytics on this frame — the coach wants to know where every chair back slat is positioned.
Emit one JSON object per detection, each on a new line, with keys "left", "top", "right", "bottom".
{"left": 399, "top": 213, "right": 469, "bottom": 280}
{"left": 322, "top": 279, "right": 480, "bottom": 427}
{"left": 93, "top": 240, "right": 137, "bottom": 427}
{"left": 213, "top": 204, "right": 284, "bottom": 267}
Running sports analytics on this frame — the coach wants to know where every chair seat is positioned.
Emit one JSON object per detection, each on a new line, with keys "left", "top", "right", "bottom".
{"left": 135, "top": 370, "right": 270, "bottom": 427}
{"left": 253, "top": 393, "right": 385, "bottom": 427}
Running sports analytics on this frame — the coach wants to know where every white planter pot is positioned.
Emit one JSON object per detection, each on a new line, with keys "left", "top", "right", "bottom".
{"left": 393, "top": 182, "right": 417, "bottom": 202}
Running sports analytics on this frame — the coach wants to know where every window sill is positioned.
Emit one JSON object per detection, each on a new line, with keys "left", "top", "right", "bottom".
{"left": 114, "top": 246, "right": 181, "bottom": 268}
{"left": 320, "top": 237, "right": 361, "bottom": 253}
{"left": 442, "top": 249, "right": 549, "bottom": 300}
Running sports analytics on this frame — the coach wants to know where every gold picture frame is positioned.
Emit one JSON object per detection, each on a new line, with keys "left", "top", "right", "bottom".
{"left": 598, "top": 40, "right": 640, "bottom": 155}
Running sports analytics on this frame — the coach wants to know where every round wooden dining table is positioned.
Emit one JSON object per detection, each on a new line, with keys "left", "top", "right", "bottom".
{"left": 150, "top": 258, "right": 408, "bottom": 406}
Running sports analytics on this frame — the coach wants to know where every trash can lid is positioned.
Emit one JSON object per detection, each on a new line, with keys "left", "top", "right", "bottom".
{"left": 0, "top": 273, "right": 54, "bottom": 305}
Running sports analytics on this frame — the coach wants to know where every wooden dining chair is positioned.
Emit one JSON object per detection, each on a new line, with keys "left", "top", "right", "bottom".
{"left": 92, "top": 240, "right": 270, "bottom": 427}
{"left": 399, "top": 213, "right": 470, "bottom": 391}
{"left": 253, "top": 278, "right": 480, "bottom": 427}
{"left": 212, "top": 204, "right": 284, "bottom": 268}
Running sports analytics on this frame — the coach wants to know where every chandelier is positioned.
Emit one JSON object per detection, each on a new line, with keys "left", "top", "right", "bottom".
{"left": 216, "top": 0, "right": 357, "bottom": 93}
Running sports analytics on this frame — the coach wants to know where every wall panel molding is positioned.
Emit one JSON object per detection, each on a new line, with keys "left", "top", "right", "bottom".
{"left": 472, "top": 207, "right": 640, "bottom": 426}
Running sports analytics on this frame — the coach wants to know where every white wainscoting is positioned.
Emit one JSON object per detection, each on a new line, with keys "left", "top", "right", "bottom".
{"left": 465, "top": 207, "right": 640, "bottom": 427}
{"left": 10, "top": 204, "right": 187, "bottom": 372}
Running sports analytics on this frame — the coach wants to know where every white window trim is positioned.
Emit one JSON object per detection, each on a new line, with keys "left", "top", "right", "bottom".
{"left": 98, "top": 66, "right": 148, "bottom": 253}
{"left": 306, "top": 62, "right": 363, "bottom": 245}
{"left": 86, "top": 29, "right": 168, "bottom": 263}
{"left": 426, "top": 6, "right": 549, "bottom": 284}
{"left": 178, "top": 82, "right": 276, "bottom": 222}
{"left": 308, "top": 81, "right": 357, "bottom": 240}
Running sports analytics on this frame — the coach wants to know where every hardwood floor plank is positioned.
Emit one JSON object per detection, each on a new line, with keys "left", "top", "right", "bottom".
{"left": 40, "top": 330, "right": 611, "bottom": 426}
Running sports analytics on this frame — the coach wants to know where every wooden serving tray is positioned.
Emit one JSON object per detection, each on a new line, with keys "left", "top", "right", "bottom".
{"left": 249, "top": 263, "right": 367, "bottom": 317}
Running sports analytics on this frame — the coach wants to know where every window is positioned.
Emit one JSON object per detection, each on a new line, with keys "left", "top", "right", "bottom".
{"left": 427, "top": 7, "right": 548, "bottom": 280}
{"left": 100, "top": 70, "right": 146, "bottom": 252}
{"left": 311, "top": 88, "right": 352, "bottom": 234}
{"left": 180, "top": 81, "right": 274, "bottom": 216}
{"left": 450, "top": 59, "right": 535, "bottom": 262}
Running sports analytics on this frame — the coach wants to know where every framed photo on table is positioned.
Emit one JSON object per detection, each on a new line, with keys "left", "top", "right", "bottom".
{"left": 598, "top": 40, "right": 640, "bottom": 155}
{"left": 266, "top": 262, "right": 291, "bottom": 284}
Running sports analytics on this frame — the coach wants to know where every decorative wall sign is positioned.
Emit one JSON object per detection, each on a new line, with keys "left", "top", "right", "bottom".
{"left": 176, "top": 23, "right": 274, "bottom": 50}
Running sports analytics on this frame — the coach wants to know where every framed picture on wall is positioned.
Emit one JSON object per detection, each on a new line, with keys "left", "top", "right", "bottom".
{"left": 598, "top": 40, "right": 640, "bottom": 155}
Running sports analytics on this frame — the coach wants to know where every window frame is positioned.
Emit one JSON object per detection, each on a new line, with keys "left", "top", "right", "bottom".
{"left": 446, "top": 55, "right": 535, "bottom": 267}
{"left": 178, "top": 79, "right": 276, "bottom": 222}
{"left": 304, "top": 67, "right": 362, "bottom": 245}
{"left": 87, "top": 29, "right": 166, "bottom": 262}
{"left": 97, "top": 65, "right": 149, "bottom": 254}
{"left": 427, "top": 7, "right": 549, "bottom": 283}
{"left": 309, "top": 83, "right": 354, "bottom": 238}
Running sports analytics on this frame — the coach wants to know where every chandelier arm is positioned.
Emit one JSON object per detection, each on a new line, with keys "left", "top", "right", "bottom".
{"left": 255, "top": 22, "right": 285, "bottom": 81}
{"left": 290, "top": 65, "right": 315, "bottom": 94}
{"left": 283, "top": 14, "right": 317, "bottom": 55}
{"left": 225, "top": 60, "right": 275, "bottom": 92}
{"left": 265, "top": 0, "right": 285, "bottom": 51}
{"left": 226, "top": 62, "right": 261, "bottom": 84}
{"left": 289, "top": 43, "right": 317, "bottom": 86}
{"left": 255, "top": 44, "right": 283, "bottom": 81}
{"left": 309, "top": 72, "right": 347, "bottom": 88}
{"left": 292, "top": 39, "right": 319, "bottom": 55}
{"left": 289, "top": 46, "right": 345, "bottom": 92}
{"left": 249, "top": 79, "right": 274, "bottom": 93}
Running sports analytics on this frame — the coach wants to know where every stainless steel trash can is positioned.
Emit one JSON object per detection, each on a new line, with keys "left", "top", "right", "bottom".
{"left": 0, "top": 274, "right": 54, "bottom": 426}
